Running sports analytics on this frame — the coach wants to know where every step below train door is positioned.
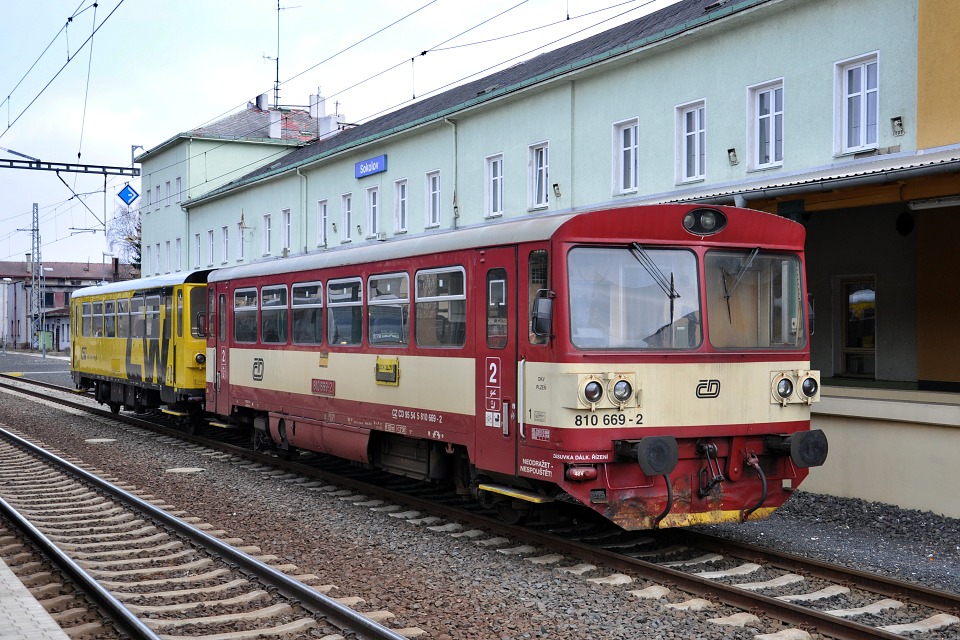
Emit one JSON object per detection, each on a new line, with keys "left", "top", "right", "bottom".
{"left": 474, "top": 247, "right": 518, "bottom": 476}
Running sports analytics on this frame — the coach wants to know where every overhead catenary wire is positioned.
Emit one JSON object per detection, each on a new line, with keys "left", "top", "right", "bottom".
{"left": 2, "top": 0, "right": 661, "bottom": 261}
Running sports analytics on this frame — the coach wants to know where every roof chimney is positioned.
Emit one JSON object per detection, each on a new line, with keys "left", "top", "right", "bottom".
{"left": 256, "top": 92, "right": 269, "bottom": 110}
{"left": 269, "top": 110, "right": 282, "bottom": 139}
{"left": 310, "top": 94, "right": 326, "bottom": 119}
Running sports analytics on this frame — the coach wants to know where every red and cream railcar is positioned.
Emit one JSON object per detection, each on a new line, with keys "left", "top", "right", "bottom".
{"left": 205, "top": 205, "right": 826, "bottom": 529}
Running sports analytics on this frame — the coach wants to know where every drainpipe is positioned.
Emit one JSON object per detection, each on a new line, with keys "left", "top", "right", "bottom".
{"left": 444, "top": 117, "right": 459, "bottom": 229}
{"left": 297, "top": 167, "right": 308, "bottom": 253}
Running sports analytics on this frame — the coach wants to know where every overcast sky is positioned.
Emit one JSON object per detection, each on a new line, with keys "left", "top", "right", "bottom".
{"left": 0, "top": 0, "right": 678, "bottom": 265}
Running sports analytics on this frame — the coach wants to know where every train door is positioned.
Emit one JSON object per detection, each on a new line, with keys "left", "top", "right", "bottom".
{"left": 474, "top": 247, "right": 518, "bottom": 476}
{"left": 206, "top": 283, "right": 231, "bottom": 417}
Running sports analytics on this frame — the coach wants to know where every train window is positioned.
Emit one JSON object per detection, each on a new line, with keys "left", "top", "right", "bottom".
{"left": 190, "top": 288, "right": 207, "bottom": 338}
{"left": 486, "top": 269, "right": 508, "bottom": 349}
{"left": 260, "top": 285, "right": 288, "bottom": 344}
{"left": 327, "top": 278, "right": 363, "bottom": 346}
{"left": 292, "top": 282, "right": 323, "bottom": 345}
{"left": 92, "top": 302, "right": 103, "bottom": 337}
{"left": 528, "top": 249, "right": 549, "bottom": 345}
{"left": 368, "top": 273, "right": 409, "bottom": 346}
{"left": 218, "top": 294, "right": 226, "bottom": 341}
{"left": 704, "top": 250, "right": 804, "bottom": 349}
{"left": 234, "top": 289, "right": 258, "bottom": 343}
{"left": 81, "top": 302, "right": 92, "bottom": 337}
{"left": 117, "top": 299, "right": 129, "bottom": 338}
{"left": 415, "top": 267, "right": 466, "bottom": 348}
{"left": 568, "top": 247, "right": 700, "bottom": 349}
{"left": 163, "top": 296, "right": 172, "bottom": 340}
{"left": 177, "top": 291, "right": 184, "bottom": 338}
{"left": 146, "top": 296, "right": 161, "bottom": 339}
{"left": 104, "top": 301, "right": 116, "bottom": 338}
{"left": 130, "top": 297, "right": 145, "bottom": 339}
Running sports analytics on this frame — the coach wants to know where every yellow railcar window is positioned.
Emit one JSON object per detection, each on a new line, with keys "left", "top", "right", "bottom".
{"left": 117, "top": 299, "right": 129, "bottom": 338}
{"left": 81, "top": 302, "right": 92, "bottom": 337}
{"left": 131, "top": 297, "right": 145, "bottom": 338}
{"left": 104, "top": 301, "right": 116, "bottom": 338}
{"left": 92, "top": 302, "right": 103, "bottom": 337}
{"left": 146, "top": 296, "right": 160, "bottom": 339}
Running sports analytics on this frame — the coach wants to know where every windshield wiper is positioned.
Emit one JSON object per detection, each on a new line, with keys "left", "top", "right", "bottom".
{"left": 629, "top": 242, "right": 680, "bottom": 301}
{"left": 721, "top": 247, "right": 760, "bottom": 323}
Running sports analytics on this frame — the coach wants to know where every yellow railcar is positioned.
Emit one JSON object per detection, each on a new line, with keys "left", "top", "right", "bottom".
{"left": 70, "top": 271, "right": 211, "bottom": 427}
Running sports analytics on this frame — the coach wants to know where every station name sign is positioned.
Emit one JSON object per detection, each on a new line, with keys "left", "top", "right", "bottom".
{"left": 355, "top": 154, "right": 387, "bottom": 179}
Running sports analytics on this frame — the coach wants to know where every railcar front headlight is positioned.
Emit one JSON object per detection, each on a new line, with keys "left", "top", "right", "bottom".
{"left": 771, "top": 372, "right": 796, "bottom": 406}
{"left": 776, "top": 377, "right": 794, "bottom": 399}
{"left": 612, "top": 379, "right": 632, "bottom": 403}
{"left": 583, "top": 380, "right": 603, "bottom": 404}
{"left": 195, "top": 353, "right": 206, "bottom": 365}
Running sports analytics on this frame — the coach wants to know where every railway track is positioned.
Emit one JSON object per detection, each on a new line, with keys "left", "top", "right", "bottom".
{"left": 0, "top": 423, "right": 415, "bottom": 640}
{"left": 3, "top": 373, "right": 960, "bottom": 639}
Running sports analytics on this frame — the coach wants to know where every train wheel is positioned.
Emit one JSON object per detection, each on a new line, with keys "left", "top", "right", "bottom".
{"left": 495, "top": 500, "right": 531, "bottom": 525}
{"left": 185, "top": 414, "right": 202, "bottom": 436}
{"left": 108, "top": 402, "right": 121, "bottom": 415}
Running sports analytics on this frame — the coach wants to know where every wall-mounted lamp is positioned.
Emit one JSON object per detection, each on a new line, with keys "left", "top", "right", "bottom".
{"left": 891, "top": 116, "right": 904, "bottom": 137}
{"left": 552, "top": 183, "right": 561, "bottom": 199}
{"left": 356, "top": 225, "right": 362, "bottom": 236}
{"left": 727, "top": 148, "right": 739, "bottom": 166}
{"left": 331, "top": 222, "right": 337, "bottom": 233}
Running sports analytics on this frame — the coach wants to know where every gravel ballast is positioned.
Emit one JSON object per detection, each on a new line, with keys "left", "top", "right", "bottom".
{"left": 1, "top": 366, "right": 958, "bottom": 638}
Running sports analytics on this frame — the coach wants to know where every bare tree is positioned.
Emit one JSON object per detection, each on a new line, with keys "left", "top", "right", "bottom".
{"left": 107, "top": 203, "right": 141, "bottom": 269}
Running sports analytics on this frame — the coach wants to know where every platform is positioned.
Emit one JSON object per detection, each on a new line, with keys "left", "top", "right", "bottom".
{"left": 0, "top": 556, "right": 71, "bottom": 640}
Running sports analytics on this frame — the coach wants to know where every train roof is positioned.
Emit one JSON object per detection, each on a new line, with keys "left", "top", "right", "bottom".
{"left": 209, "top": 204, "right": 802, "bottom": 284}
{"left": 72, "top": 269, "right": 213, "bottom": 299}
{"left": 209, "top": 211, "right": 580, "bottom": 284}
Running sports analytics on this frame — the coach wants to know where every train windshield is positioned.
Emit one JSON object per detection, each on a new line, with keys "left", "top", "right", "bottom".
{"left": 704, "top": 250, "right": 805, "bottom": 349}
{"left": 568, "top": 247, "right": 701, "bottom": 349}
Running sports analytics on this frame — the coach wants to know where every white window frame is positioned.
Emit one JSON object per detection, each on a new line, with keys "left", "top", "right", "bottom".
{"left": 175, "top": 237, "right": 182, "bottom": 272}
{"left": 164, "top": 181, "right": 171, "bottom": 207}
{"left": 366, "top": 186, "right": 380, "bottom": 238}
{"left": 221, "top": 226, "right": 229, "bottom": 263}
{"left": 281, "top": 208, "right": 291, "bottom": 252}
{"left": 317, "top": 199, "right": 328, "bottom": 247}
{"left": 677, "top": 100, "right": 706, "bottom": 182}
{"left": 193, "top": 233, "right": 201, "bottom": 269}
{"left": 485, "top": 154, "right": 504, "bottom": 218}
{"left": 175, "top": 177, "right": 182, "bottom": 203}
{"left": 341, "top": 193, "right": 353, "bottom": 243}
{"left": 154, "top": 243, "right": 160, "bottom": 274}
{"left": 207, "top": 230, "right": 214, "bottom": 266}
{"left": 154, "top": 186, "right": 160, "bottom": 210}
{"left": 613, "top": 119, "right": 639, "bottom": 194}
{"left": 425, "top": 171, "right": 441, "bottom": 228}
{"left": 145, "top": 245, "right": 152, "bottom": 275}
{"left": 394, "top": 179, "right": 408, "bottom": 233}
{"left": 237, "top": 222, "right": 245, "bottom": 261}
{"left": 835, "top": 52, "right": 879, "bottom": 155}
{"left": 748, "top": 79, "right": 784, "bottom": 169}
{"left": 262, "top": 213, "right": 272, "bottom": 255}
{"left": 528, "top": 143, "right": 549, "bottom": 209}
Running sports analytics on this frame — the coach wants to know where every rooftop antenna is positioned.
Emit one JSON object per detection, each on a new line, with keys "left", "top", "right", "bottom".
{"left": 264, "top": 1, "right": 300, "bottom": 109}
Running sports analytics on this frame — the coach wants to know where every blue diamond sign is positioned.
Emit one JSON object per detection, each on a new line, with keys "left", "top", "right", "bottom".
{"left": 118, "top": 184, "right": 139, "bottom": 206}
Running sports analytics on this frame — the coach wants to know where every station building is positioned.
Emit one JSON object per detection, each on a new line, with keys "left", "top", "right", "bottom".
{"left": 137, "top": 0, "right": 960, "bottom": 517}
